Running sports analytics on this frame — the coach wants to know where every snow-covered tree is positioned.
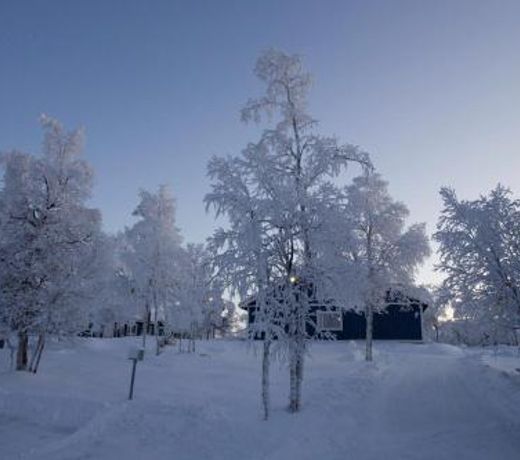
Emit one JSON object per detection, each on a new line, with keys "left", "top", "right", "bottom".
{"left": 85, "top": 233, "right": 138, "bottom": 335}
{"left": 122, "top": 185, "right": 182, "bottom": 355}
{"left": 434, "top": 185, "right": 520, "bottom": 344}
{"left": 0, "top": 116, "right": 102, "bottom": 371}
{"left": 169, "top": 243, "right": 224, "bottom": 351}
{"left": 218, "top": 299, "right": 240, "bottom": 336}
{"left": 420, "top": 285, "right": 449, "bottom": 342}
{"left": 206, "top": 154, "right": 280, "bottom": 418}
{"left": 338, "top": 173, "right": 430, "bottom": 361}
{"left": 206, "top": 49, "right": 371, "bottom": 416}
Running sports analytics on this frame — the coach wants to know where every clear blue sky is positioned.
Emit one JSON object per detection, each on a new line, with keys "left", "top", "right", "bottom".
{"left": 1, "top": 0, "right": 519, "bottom": 284}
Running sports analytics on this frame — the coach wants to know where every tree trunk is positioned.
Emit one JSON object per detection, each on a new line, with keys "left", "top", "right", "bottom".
{"left": 31, "top": 334, "right": 45, "bottom": 374}
{"left": 366, "top": 223, "right": 375, "bottom": 362}
{"left": 419, "top": 304, "right": 425, "bottom": 341}
{"left": 288, "top": 308, "right": 306, "bottom": 413}
{"left": 6, "top": 337, "right": 16, "bottom": 371}
{"left": 190, "top": 324, "right": 196, "bottom": 353}
{"left": 141, "top": 306, "right": 149, "bottom": 351}
{"left": 154, "top": 320, "right": 160, "bottom": 356}
{"left": 141, "top": 327, "right": 147, "bottom": 349}
{"left": 295, "top": 346, "right": 304, "bottom": 411}
{"left": 262, "top": 340, "right": 271, "bottom": 420}
{"left": 365, "top": 303, "right": 374, "bottom": 362}
{"left": 288, "top": 344, "right": 298, "bottom": 412}
{"left": 28, "top": 333, "right": 44, "bottom": 372}
{"left": 153, "top": 292, "right": 160, "bottom": 356}
{"left": 16, "top": 330, "right": 29, "bottom": 371}
{"left": 28, "top": 339, "right": 38, "bottom": 371}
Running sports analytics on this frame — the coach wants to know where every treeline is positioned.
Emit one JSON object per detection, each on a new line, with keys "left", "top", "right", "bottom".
{"left": 0, "top": 117, "right": 234, "bottom": 372}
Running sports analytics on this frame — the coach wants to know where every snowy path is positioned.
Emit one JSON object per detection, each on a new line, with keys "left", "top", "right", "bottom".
{"left": 0, "top": 340, "right": 519, "bottom": 460}
{"left": 354, "top": 345, "right": 520, "bottom": 460}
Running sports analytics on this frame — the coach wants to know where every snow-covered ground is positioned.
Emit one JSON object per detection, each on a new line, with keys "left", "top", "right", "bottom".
{"left": 1, "top": 338, "right": 519, "bottom": 460}
{"left": 479, "top": 345, "right": 520, "bottom": 375}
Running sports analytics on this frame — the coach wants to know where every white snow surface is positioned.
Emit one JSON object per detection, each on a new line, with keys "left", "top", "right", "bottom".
{"left": 1, "top": 339, "right": 519, "bottom": 460}
{"left": 480, "top": 345, "right": 520, "bottom": 376}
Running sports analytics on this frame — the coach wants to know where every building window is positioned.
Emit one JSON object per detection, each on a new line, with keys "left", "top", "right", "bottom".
{"left": 317, "top": 311, "right": 343, "bottom": 331}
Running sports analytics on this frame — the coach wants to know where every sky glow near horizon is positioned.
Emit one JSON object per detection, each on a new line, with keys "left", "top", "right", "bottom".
{"left": 1, "top": 0, "right": 519, "bottom": 285}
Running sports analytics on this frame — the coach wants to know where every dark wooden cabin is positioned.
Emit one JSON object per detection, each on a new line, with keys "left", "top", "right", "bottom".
{"left": 240, "top": 291, "right": 427, "bottom": 341}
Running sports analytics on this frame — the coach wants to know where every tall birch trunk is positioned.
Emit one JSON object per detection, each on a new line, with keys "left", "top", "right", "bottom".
{"left": 141, "top": 305, "right": 149, "bottom": 350}
{"left": 365, "top": 303, "right": 374, "bottom": 362}
{"left": 262, "top": 340, "right": 271, "bottom": 420}
{"left": 154, "top": 303, "right": 160, "bottom": 356}
{"left": 288, "top": 297, "right": 306, "bottom": 413}
{"left": 419, "top": 304, "right": 425, "bottom": 341}
{"left": 28, "top": 332, "right": 44, "bottom": 372}
{"left": 365, "top": 215, "right": 375, "bottom": 362}
{"left": 295, "top": 347, "right": 304, "bottom": 411}
{"left": 288, "top": 347, "right": 298, "bottom": 412}
{"left": 190, "top": 324, "right": 196, "bottom": 353}
{"left": 31, "top": 334, "right": 45, "bottom": 374}
{"left": 6, "top": 337, "right": 16, "bottom": 370}
{"left": 28, "top": 336, "right": 39, "bottom": 372}
{"left": 16, "top": 330, "right": 29, "bottom": 371}
{"left": 288, "top": 338, "right": 304, "bottom": 412}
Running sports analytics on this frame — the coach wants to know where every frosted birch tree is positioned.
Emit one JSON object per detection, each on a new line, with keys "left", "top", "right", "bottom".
{"left": 206, "top": 49, "right": 371, "bottom": 416}
{"left": 341, "top": 173, "right": 430, "bottom": 361}
{"left": 0, "top": 116, "right": 102, "bottom": 371}
{"left": 206, "top": 153, "right": 281, "bottom": 419}
{"left": 123, "top": 186, "right": 182, "bottom": 355}
{"left": 434, "top": 185, "right": 520, "bottom": 343}
{"left": 169, "top": 243, "right": 224, "bottom": 351}
{"left": 87, "top": 234, "right": 138, "bottom": 335}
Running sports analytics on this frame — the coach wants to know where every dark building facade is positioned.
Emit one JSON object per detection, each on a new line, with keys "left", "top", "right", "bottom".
{"left": 241, "top": 296, "right": 427, "bottom": 341}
